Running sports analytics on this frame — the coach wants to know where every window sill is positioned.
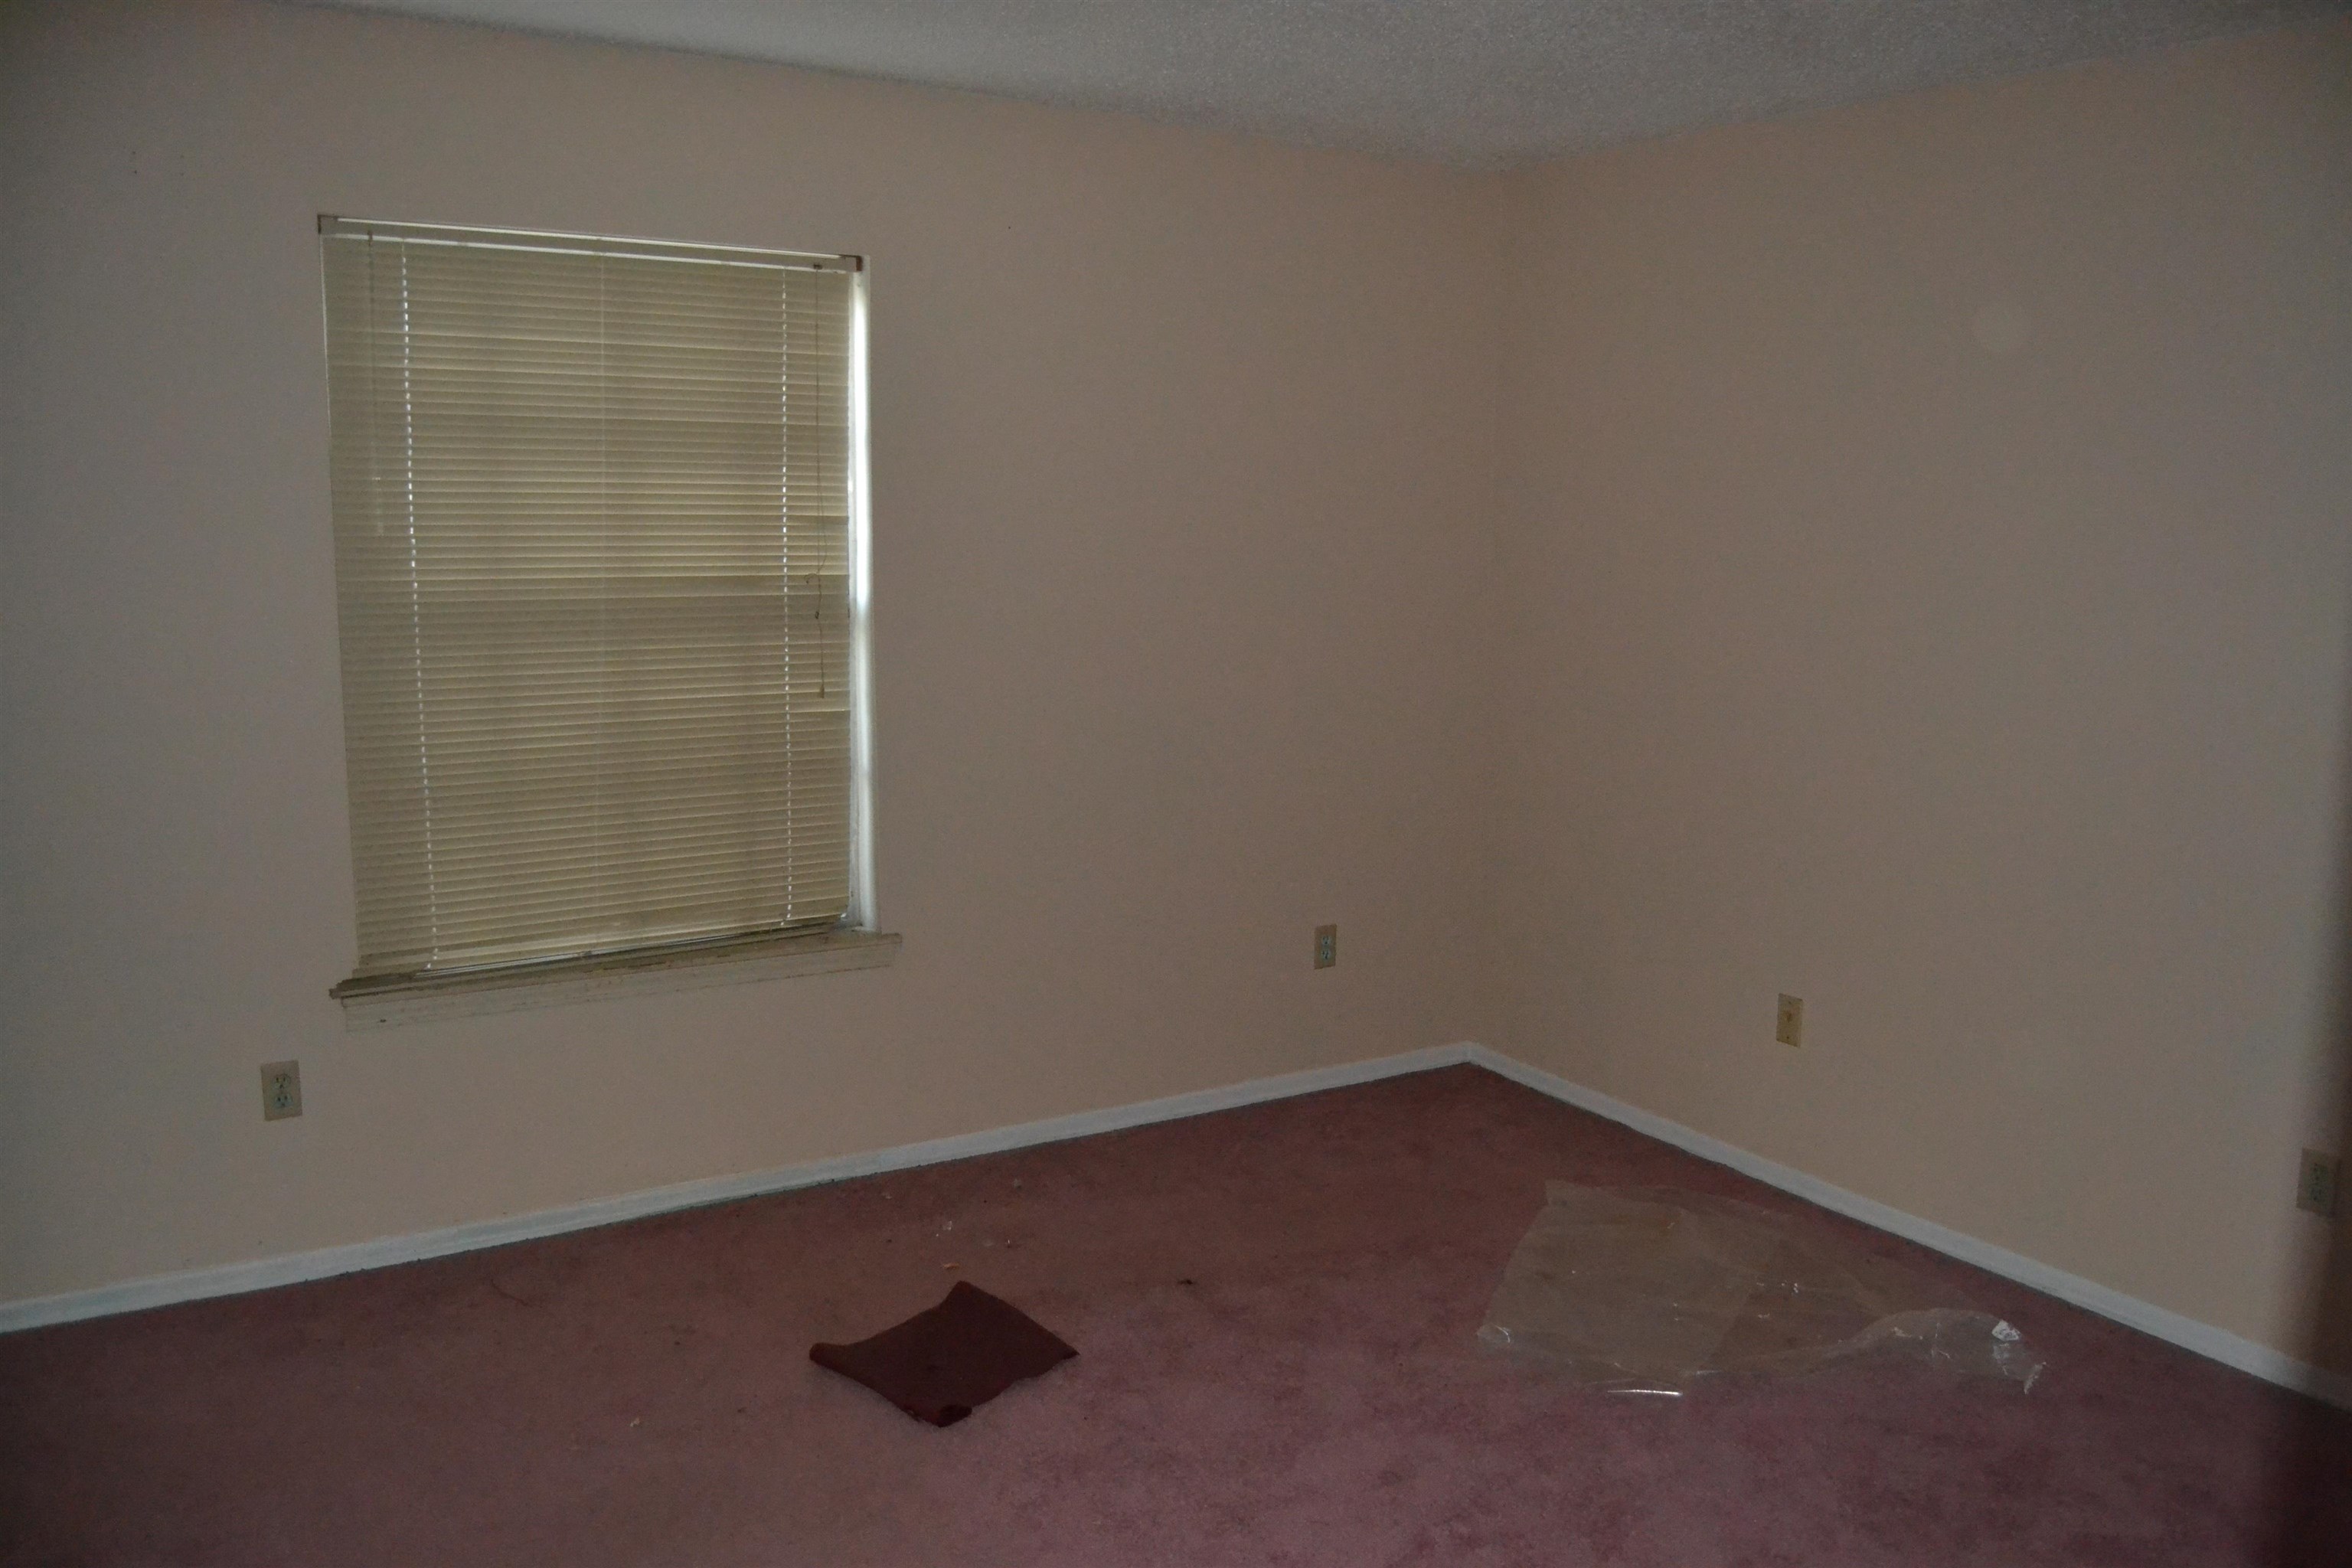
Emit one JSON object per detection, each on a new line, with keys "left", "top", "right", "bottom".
{"left": 333, "top": 926, "right": 902, "bottom": 1031}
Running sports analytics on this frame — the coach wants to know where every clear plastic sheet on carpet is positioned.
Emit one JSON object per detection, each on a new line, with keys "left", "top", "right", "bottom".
{"left": 1478, "top": 1183, "right": 2046, "bottom": 1394}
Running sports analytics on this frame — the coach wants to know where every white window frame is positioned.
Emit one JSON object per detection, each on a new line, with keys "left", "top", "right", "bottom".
{"left": 321, "top": 219, "right": 894, "bottom": 1027}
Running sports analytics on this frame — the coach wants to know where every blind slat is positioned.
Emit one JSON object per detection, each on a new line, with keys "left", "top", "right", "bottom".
{"left": 325, "top": 220, "right": 860, "bottom": 976}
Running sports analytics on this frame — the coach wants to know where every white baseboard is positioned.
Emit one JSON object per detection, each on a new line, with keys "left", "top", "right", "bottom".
{"left": 0, "top": 1042, "right": 1475, "bottom": 1336}
{"left": 1463, "top": 1043, "right": 2352, "bottom": 1413}
{"left": 8, "top": 1037, "right": 2347, "bottom": 1414}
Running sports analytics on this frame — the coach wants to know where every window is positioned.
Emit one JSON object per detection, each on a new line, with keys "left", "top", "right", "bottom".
{"left": 319, "top": 218, "right": 883, "bottom": 1009}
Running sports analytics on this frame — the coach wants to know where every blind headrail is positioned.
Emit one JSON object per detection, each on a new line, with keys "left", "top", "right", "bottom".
{"left": 318, "top": 214, "right": 862, "bottom": 274}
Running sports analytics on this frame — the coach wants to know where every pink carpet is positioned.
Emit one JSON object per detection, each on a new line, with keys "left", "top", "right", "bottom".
{"left": 2, "top": 1065, "right": 2346, "bottom": 1565}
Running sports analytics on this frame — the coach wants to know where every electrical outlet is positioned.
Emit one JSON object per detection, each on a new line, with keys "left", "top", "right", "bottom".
{"left": 1775, "top": 995, "right": 1803, "bottom": 1048}
{"left": 260, "top": 1061, "right": 302, "bottom": 1121}
{"left": 1314, "top": 924, "right": 1338, "bottom": 969}
{"left": 2298, "top": 1148, "right": 2340, "bottom": 1218}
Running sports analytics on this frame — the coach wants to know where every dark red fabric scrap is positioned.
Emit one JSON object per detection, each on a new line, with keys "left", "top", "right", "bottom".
{"left": 809, "top": 1281, "right": 1077, "bottom": 1427}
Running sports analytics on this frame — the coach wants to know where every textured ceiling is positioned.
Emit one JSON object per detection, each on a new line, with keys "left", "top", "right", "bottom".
{"left": 303, "top": 1, "right": 2344, "bottom": 167}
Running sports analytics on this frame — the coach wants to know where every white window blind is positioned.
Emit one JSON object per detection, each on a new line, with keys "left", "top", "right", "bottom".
{"left": 321, "top": 217, "right": 864, "bottom": 980}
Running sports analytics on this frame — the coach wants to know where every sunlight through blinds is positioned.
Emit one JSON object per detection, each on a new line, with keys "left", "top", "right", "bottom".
{"left": 322, "top": 219, "right": 859, "bottom": 978}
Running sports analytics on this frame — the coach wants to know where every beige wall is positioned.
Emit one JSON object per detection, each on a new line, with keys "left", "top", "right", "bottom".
{"left": 0, "top": 0, "right": 1509, "bottom": 1303}
{"left": 1491, "top": 24, "right": 2352, "bottom": 1366}
{"left": 4, "top": 0, "right": 2347, "bottom": 1378}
